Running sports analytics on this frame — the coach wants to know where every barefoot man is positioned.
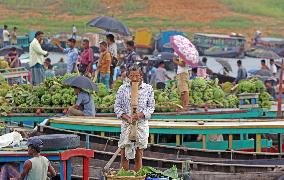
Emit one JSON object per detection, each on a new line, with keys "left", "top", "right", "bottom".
{"left": 114, "top": 64, "right": 155, "bottom": 172}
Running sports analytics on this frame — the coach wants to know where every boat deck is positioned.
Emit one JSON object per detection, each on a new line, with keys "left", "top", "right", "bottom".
{"left": 49, "top": 117, "right": 284, "bottom": 153}
{"left": 49, "top": 117, "right": 284, "bottom": 134}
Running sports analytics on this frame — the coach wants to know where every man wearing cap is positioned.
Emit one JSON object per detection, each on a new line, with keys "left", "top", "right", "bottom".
{"left": 20, "top": 138, "right": 56, "bottom": 180}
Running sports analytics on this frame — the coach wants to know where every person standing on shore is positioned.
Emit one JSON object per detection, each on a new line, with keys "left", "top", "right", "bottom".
{"left": 11, "top": 27, "right": 17, "bottom": 45}
{"left": 29, "top": 31, "right": 49, "bottom": 85}
{"left": 2, "top": 25, "right": 10, "bottom": 47}
{"left": 72, "top": 24, "right": 77, "bottom": 39}
{"left": 78, "top": 39, "right": 93, "bottom": 76}
{"left": 56, "top": 38, "right": 79, "bottom": 74}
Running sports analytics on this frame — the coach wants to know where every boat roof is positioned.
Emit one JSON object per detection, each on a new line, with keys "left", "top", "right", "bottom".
{"left": 194, "top": 33, "right": 246, "bottom": 40}
{"left": 259, "top": 37, "right": 284, "bottom": 43}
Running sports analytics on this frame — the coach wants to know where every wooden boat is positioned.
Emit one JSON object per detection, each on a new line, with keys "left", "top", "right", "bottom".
{"left": 204, "top": 48, "right": 244, "bottom": 58}
{"left": 212, "top": 73, "right": 235, "bottom": 83}
{"left": 37, "top": 125, "right": 284, "bottom": 180}
{"left": 193, "top": 33, "right": 246, "bottom": 58}
{"left": 253, "top": 37, "right": 284, "bottom": 57}
{"left": 47, "top": 116, "right": 284, "bottom": 152}
{"left": 1, "top": 108, "right": 282, "bottom": 128}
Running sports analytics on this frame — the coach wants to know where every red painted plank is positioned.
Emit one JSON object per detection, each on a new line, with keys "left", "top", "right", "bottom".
{"left": 83, "top": 157, "right": 89, "bottom": 180}
{"left": 60, "top": 148, "right": 94, "bottom": 161}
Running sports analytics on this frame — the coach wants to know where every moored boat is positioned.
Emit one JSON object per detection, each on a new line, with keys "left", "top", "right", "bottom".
{"left": 193, "top": 33, "right": 246, "bottom": 58}
{"left": 47, "top": 116, "right": 284, "bottom": 152}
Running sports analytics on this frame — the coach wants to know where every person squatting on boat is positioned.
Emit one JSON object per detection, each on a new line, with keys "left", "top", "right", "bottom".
{"left": 68, "top": 86, "right": 96, "bottom": 116}
{"left": 114, "top": 64, "right": 155, "bottom": 172}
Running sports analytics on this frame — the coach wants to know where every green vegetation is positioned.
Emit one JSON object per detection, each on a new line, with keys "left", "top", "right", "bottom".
{"left": 209, "top": 16, "right": 253, "bottom": 29}
{"left": 63, "top": 0, "right": 105, "bottom": 16}
{"left": 221, "top": 0, "right": 284, "bottom": 19}
{"left": 120, "top": 0, "right": 146, "bottom": 13}
{"left": 0, "top": 15, "right": 95, "bottom": 35}
{"left": 0, "top": 0, "right": 283, "bottom": 36}
{"left": 0, "top": 0, "right": 52, "bottom": 12}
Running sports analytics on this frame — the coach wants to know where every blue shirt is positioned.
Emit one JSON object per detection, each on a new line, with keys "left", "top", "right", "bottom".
{"left": 64, "top": 48, "right": 79, "bottom": 73}
{"left": 76, "top": 91, "right": 96, "bottom": 116}
{"left": 149, "top": 67, "right": 157, "bottom": 75}
{"left": 113, "top": 67, "right": 121, "bottom": 81}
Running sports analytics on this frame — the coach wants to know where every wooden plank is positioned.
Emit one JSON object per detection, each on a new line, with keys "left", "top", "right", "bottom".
{"left": 278, "top": 133, "right": 283, "bottom": 153}
{"left": 150, "top": 134, "right": 155, "bottom": 144}
{"left": 100, "top": 132, "right": 105, "bottom": 137}
{"left": 50, "top": 117, "right": 284, "bottom": 130}
{"left": 202, "top": 135, "right": 206, "bottom": 149}
{"left": 228, "top": 134, "right": 233, "bottom": 150}
{"left": 256, "top": 134, "right": 262, "bottom": 152}
{"left": 176, "top": 134, "right": 181, "bottom": 146}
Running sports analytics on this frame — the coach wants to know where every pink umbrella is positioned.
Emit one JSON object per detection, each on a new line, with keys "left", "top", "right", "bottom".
{"left": 170, "top": 35, "right": 199, "bottom": 66}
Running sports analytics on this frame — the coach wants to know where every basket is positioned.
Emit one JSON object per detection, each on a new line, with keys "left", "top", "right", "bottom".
{"left": 106, "top": 175, "right": 145, "bottom": 180}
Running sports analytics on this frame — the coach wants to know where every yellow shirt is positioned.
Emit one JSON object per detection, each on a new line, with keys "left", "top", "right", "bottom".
{"left": 99, "top": 51, "right": 111, "bottom": 75}
{"left": 29, "top": 38, "right": 47, "bottom": 67}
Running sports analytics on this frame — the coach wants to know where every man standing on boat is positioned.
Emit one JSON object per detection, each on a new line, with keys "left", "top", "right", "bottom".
{"left": 114, "top": 64, "right": 155, "bottom": 172}
{"left": 234, "top": 60, "right": 247, "bottom": 84}
{"left": 124, "top": 40, "right": 137, "bottom": 68}
{"left": 173, "top": 55, "right": 189, "bottom": 109}
{"left": 29, "top": 31, "right": 49, "bottom": 85}
{"left": 56, "top": 38, "right": 79, "bottom": 74}
{"left": 269, "top": 59, "right": 277, "bottom": 77}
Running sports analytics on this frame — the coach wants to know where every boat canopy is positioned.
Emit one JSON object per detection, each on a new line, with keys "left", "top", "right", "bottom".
{"left": 193, "top": 33, "right": 246, "bottom": 49}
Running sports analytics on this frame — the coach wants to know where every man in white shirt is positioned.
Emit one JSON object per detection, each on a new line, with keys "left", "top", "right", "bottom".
{"left": 270, "top": 59, "right": 277, "bottom": 77}
{"left": 2, "top": 25, "right": 10, "bottom": 47}
{"left": 173, "top": 56, "right": 189, "bottom": 110}
{"left": 29, "top": 31, "right": 49, "bottom": 85}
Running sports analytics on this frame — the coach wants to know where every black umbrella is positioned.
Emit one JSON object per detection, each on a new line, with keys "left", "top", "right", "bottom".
{"left": 87, "top": 16, "right": 131, "bottom": 36}
{"left": 63, "top": 75, "right": 98, "bottom": 91}
{"left": 0, "top": 45, "right": 24, "bottom": 56}
{"left": 216, "top": 59, "right": 232, "bottom": 72}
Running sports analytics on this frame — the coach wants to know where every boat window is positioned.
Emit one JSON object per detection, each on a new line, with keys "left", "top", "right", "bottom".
{"left": 212, "top": 38, "right": 223, "bottom": 47}
{"left": 236, "top": 39, "right": 244, "bottom": 47}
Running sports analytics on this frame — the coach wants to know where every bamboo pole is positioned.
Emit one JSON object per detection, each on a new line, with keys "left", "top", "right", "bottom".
{"left": 277, "top": 59, "right": 284, "bottom": 117}
{"left": 129, "top": 81, "right": 139, "bottom": 141}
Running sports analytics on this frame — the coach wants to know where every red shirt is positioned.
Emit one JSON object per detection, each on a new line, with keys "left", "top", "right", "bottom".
{"left": 79, "top": 48, "right": 93, "bottom": 65}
